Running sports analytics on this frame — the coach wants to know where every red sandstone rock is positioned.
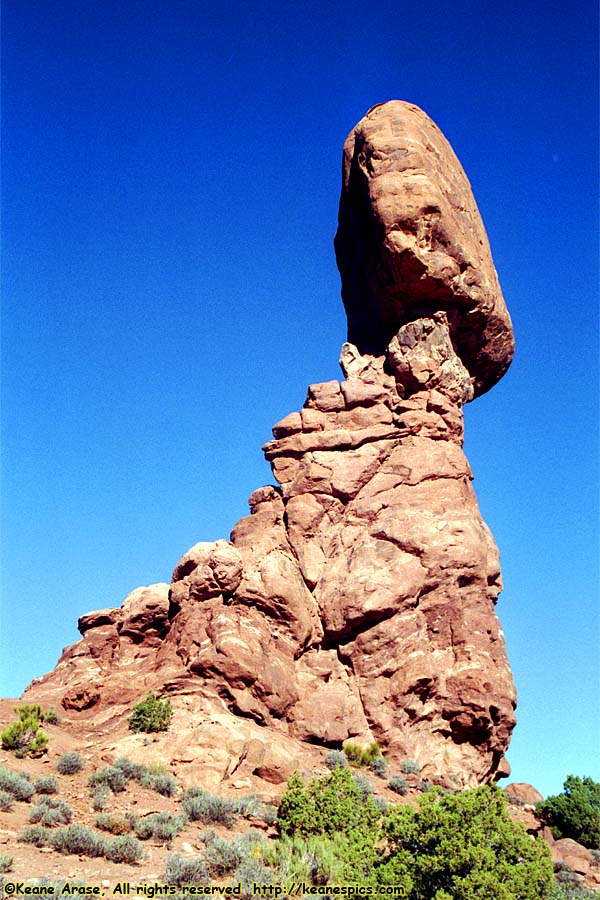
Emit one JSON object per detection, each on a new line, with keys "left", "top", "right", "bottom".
{"left": 24, "top": 337, "right": 515, "bottom": 783}
{"left": 20, "top": 101, "right": 517, "bottom": 789}
{"left": 552, "top": 838, "right": 595, "bottom": 877}
{"left": 61, "top": 688, "right": 100, "bottom": 711}
{"left": 78, "top": 608, "right": 118, "bottom": 633}
{"left": 334, "top": 100, "right": 514, "bottom": 396}
{"left": 504, "top": 782, "right": 544, "bottom": 806}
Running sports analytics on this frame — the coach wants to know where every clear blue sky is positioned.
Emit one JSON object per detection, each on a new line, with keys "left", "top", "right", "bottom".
{"left": 2, "top": 0, "right": 598, "bottom": 799}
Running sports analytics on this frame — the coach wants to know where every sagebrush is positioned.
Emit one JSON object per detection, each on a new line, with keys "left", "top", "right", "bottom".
{"left": 56, "top": 752, "right": 84, "bottom": 775}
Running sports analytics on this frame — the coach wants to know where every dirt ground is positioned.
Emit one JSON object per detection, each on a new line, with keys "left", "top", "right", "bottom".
{"left": 0, "top": 703, "right": 277, "bottom": 889}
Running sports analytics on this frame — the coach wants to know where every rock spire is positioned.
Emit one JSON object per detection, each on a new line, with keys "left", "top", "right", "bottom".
{"left": 22, "top": 101, "right": 516, "bottom": 787}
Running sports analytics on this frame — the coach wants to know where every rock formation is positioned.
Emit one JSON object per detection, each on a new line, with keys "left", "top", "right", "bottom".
{"left": 22, "top": 100, "right": 516, "bottom": 787}
{"left": 335, "top": 101, "right": 514, "bottom": 396}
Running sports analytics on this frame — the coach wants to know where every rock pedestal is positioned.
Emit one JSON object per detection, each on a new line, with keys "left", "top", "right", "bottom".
{"left": 22, "top": 101, "right": 516, "bottom": 787}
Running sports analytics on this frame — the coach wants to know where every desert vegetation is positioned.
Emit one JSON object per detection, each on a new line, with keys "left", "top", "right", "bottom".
{"left": 55, "top": 751, "right": 85, "bottom": 774}
{"left": 0, "top": 745, "right": 598, "bottom": 899}
{"left": 273, "top": 769, "right": 559, "bottom": 896}
{"left": 28, "top": 795, "right": 73, "bottom": 826}
{"left": 536, "top": 776, "right": 600, "bottom": 849}
{"left": 0, "top": 766, "right": 35, "bottom": 801}
{"left": 127, "top": 691, "right": 173, "bottom": 733}
{"left": 19, "top": 822, "right": 144, "bottom": 864}
{"left": 388, "top": 774, "right": 409, "bottom": 795}
{"left": 0, "top": 705, "right": 53, "bottom": 757}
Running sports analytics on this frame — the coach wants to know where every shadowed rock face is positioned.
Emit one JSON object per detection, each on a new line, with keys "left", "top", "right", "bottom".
{"left": 22, "top": 102, "right": 516, "bottom": 787}
{"left": 335, "top": 100, "right": 514, "bottom": 397}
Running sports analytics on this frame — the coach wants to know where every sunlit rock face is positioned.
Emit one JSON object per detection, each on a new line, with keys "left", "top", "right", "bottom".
{"left": 23, "top": 101, "right": 516, "bottom": 788}
{"left": 334, "top": 100, "right": 514, "bottom": 397}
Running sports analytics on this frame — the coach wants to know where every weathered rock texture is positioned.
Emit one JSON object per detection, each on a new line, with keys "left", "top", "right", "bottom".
{"left": 335, "top": 101, "right": 514, "bottom": 396}
{"left": 22, "top": 100, "right": 516, "bottom": 787}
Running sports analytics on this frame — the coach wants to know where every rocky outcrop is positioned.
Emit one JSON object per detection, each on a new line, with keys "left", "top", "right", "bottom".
{"left": 22, "top": 100, "right": 516, "bottom": 787}
{"left": 550, "top": 839, "right": 599, "bottom": 883}
{"left": 504, "top": 782, "right": 544, "bottom": 806}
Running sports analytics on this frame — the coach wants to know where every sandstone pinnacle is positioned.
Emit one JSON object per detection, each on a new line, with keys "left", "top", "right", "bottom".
{"left": 21, "top": 102, "right": 516, "bottom": 789}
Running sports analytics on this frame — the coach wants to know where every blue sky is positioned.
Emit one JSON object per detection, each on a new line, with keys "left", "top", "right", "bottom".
{"left": 2, "top": 0, "right": 598, "bottom": 798}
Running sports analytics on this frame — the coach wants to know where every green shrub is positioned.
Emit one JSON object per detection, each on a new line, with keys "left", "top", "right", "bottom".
{"left": 0, "top": 790, "right": 15, "bottom": 811}
{"left": 341, "top": 743, "right": 387, "bottom": 781}
{"left": 113, "top": 757, "right": 148, "bottom": 781}
{"left": 546, "top": 881, "right": 600, "bottom": 899}
{"left": 266, "top": 829, "right": 377, "bottom": 888}
{"left": 370, "top": 756, "right": 388, "bottom": 778}
{"left": 274, "top": 780, "right": 553, "bottom": 896}
{"left": 0, "top": 854, "right": 13, "bottom": 873}
{"left": 29, "top": 796, "right": 72, "bottom": 826}
{"left": 388, "top": 775, "right": 408, "bottom": 796}
{"left": 142, "top": 772, "right": 178, "bottom": 797}
{"left": 164, "top": 852, "right": 210, "bottom": 886}
{"left": 95, "top": 814, "right": 132, "bottom": 835}
{"left": 128, "top": 692, "right": 172, "bottom": 733}
{"left": 264, "top": 833, "right": 350, "bottom": 886}
{"left": 1, "top": 705, "right": 49, "bottom": 757}
{"left": 88, "top": 766, "right": 128, "bottom": 794}
{"left": 373, "top": 797, "right": 389, "bottom": 813}
{"left": 399, "top": 758, "right": 420, "bottom": 775}
{"left": 536, "top": 776, "right": 600, "bottom": 849}
{"left": 352, "top": 773, "right": 373, "bottom": 800}
{"left": 44, "top": 709, "right": 60, "bottom": 725}
{"left": 182, "top": 788, "right": 239, "bottom": 828}
{"left": 343, "top": 741, "right": 364, "bottom": 764}
{"left": 377, "top": 785, "right": 553, "bottom": 898}
{"left": 147, "top": 760, "right": 169, "bottom": 775}
{"left": 277, "top": 768, "right": 381, "bottom": 839}
{"left": 92, "top": 785, "right": 110, "bottom": 811}
{"left": 324, "top": 750, "right": 348, "bottom": 770}
{"left": 234, "top": 858, "right": 272, "bottom": 897}
{"left": 18, "top": 825, "right": 52, "bottom": 847}
{"left": 48, "top": 824, "right": 107, "bottom": 857}
{"left": 132, "top": 812, "right": 186, "bottom": 843}
{"left": 34, "top": 775, "right": 58, "bottom": 794}
{"left": 202, "top": 834, "right": 246, "bottom": 877}
{"left": 56, "top": 752, "right": 84, "bottom": 775}
{"left": 0, "top": 767, "right": 35, "bottom": 801}
{"left": 104, "top": 833, "right": 144, "bottom": 864}
{"left": 343, "top": 741, "right": 381, "bottom": 767}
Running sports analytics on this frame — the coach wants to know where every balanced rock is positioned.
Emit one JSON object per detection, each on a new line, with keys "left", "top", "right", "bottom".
{"left": 335, "top": 100, "right": 514, "bottom": 395}
{"left": 22, "top": 101, "right": 516, "bottom": 788}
